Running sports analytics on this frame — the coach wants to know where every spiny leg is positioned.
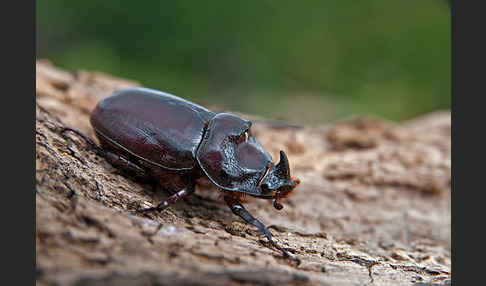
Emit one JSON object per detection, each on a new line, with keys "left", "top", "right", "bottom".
{"left": 153, "top": 184, "right": 196, "bottom": 206}
{"left": 61, "top": 127, "right": 103, "bottom": 154}
{"left": 140, "top": 185, "right": 195, "bottom": 213}
{"left": 62, "top": 127, "right": 151, "bottom": 182}
{"left": 101, "top": 150, "right": 152, "bottom": 182}
{"left": 224, "top": 195, "right": 300, "bottom": 263}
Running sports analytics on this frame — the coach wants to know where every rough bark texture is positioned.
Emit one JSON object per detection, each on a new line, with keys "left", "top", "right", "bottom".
{"left": 36, "top": 60, "right": 451, "bottom": 286}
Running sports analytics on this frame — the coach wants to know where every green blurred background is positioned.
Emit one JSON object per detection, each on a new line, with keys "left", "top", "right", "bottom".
{"left": 36, "top": 1, "right": 450, "bottom": 124}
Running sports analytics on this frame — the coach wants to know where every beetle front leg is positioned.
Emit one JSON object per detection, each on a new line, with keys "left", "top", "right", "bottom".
{"left": 224, "top": 196, "right": 273, "bottom": 240}
{"left": 224, "top": 195, "right": 300, "bottom": 264}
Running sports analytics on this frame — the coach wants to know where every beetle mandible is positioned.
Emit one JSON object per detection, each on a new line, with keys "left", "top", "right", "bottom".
{"left": 63, "top": 87, "right": 300, "bottom": 260}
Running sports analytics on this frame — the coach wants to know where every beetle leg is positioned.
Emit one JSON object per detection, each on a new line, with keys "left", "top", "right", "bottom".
{"left": 102, "top": 150, "right": 152, "bottom": 182}
{"left": 159, "top": 186, "right": 194, "bottom": 205}
{"left": 62, "top": 127, "right": 152, "bottom": 182}
{"left": 141, "top": 185, "right": 195, "bottom": 213}
{"left": 61, "top": 127, "right": 104, "bottom": 154}
{"left": 224, "top": 196, "right": 299, "bottom": 263}
{"left": 225, "top": 196, "right": 273, "bottom": 240}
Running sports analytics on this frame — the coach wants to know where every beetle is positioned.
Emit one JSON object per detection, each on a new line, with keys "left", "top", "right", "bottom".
{"left": 62, "top": 87, "right": 300, "bottom": 261}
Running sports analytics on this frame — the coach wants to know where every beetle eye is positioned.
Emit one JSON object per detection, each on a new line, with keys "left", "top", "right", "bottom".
{"left": 260, "top": 183, "right": 270, "bottom": 193}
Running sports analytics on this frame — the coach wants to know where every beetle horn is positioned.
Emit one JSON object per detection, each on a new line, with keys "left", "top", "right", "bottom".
{"left": 261, "top": 150, "right": 298, "bottom": 210}
{"left": 275, "top": 150, "right": 290, "bottom": 179}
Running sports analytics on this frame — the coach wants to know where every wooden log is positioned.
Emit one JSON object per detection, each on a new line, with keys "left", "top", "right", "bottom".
{"left": 36, "top": 60, "right": 451, "bottom": 286}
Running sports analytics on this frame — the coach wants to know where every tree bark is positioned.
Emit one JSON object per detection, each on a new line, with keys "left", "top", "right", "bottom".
{"left": 36, "top": 60, "right": 451, "bottom": 286}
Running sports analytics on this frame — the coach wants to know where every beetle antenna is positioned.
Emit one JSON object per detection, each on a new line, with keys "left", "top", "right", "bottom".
{"left": 273, "top": 190, "right": 283, "bottom": 210}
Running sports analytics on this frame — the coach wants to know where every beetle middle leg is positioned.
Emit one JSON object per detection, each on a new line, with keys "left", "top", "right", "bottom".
{"left": 224, "top": 195, "right": 300, "bottom": 264}
{"left": 140, "top": 184, "right": 195, "bottom": 213}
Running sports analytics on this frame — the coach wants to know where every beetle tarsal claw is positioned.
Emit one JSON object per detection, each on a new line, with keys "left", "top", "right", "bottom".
{"left": 266, "top": 238, "right": 301, "bottom": 265}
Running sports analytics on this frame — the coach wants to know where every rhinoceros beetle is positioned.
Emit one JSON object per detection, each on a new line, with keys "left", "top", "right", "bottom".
{"left": 62, "top": 87, "right": 300, "bottom": 261}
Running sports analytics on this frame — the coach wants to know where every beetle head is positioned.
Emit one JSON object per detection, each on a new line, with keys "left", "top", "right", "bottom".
{"left": 259, "top": 150, "right": 300, "bottom": 210}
